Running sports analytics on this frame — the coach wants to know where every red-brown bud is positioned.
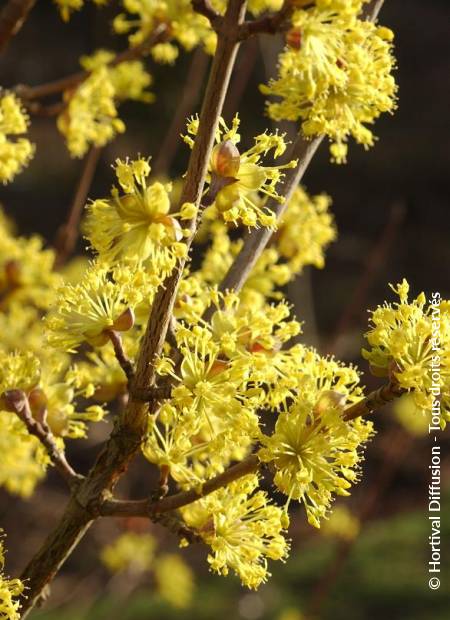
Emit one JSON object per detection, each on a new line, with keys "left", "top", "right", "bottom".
{"left": 211, "top": 140, "right": 240, "bottom": 178}
{"left": 113, "top": 307, "right": 135, "bottom": 332}
{"left": 286, "top": 28, "right": 302, "bottom": 50}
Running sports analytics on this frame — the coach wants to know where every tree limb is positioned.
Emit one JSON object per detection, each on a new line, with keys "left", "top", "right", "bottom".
{"left": 1, "top": 390, "right": 82, "bottom": 488}
{"left": 0, "top": 0, "right": 36, "bottom": 53}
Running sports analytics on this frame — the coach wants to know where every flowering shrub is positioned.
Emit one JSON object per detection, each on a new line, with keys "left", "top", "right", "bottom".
{"left": 0, "top": 0, "right": 447, "bottom": 617}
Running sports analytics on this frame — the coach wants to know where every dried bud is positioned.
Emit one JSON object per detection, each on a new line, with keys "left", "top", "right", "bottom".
{"left": 155, "top": 214, "right": 184, "bottom": 242}
{"left": 211, "top": 140, "right": 240, "bottom": 178}
{"left": 113, "top": 307, "right": 135, "bottom": 332}
{"left": 4, "top": 260, "right": 21, "bottom": 287}
{"left": 28, "top": 388, "right": 48, "bottom": 423}
{"left": 314, "top": 390, "right": 347, "bottom": 415}
{"left": 286, "top": 28, "right": 302, "bottom": 50}
{"left": 1, "top": 389, "right": 27, "bottom": 413}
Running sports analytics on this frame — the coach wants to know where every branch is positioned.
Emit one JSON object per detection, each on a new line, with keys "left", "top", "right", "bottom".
{"left": 16, "top": 24, "right": 169, "bottom": 102}
{"left": 343, "top": 381, "right": 405, "bottom": 421}
{"left": 208, "top": 0, "right": 386, "bottom": 307}
{"left": 19, "top": 2, "right": 247, "bottom": 614}
{"left": 54, "top": 146, "right": 101, "bottom": 267}
{"left": 100, "top": 453, "right": 261, "bottom": 518}
{"left": 106, "top": 330, "right": 135, "bottom": 384}
{"left": 0, "top": 0, "right": 36, "bottom": 53}
{"left": 1, "top": 390, "right": 82, "bottom": 487}
{"left": 191, "top": 0, "right": 221, "bottom": 29}
{"left": 237, "top": 0, "right": 296, "bottom": 40}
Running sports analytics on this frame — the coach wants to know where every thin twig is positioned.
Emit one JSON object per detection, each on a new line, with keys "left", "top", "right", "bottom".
{"left": 237, "top": 0, "right": 296, "bottom": 40}
{"left": 152, "top": 48, "right": 210, "bottom": 177}
{"left": 16, "top": 24, "right": 169, "bottom": 102}
{"left": 0, "top": 0, "right": 36, "bottom": 53}
{"left": 54, "top": 146, "right": 101, "bottom": 267}
{"left": 192, "top": 0, "right": 221, "bottom": 29}
{"left": 1, "top": 389, "right": 82, "bottom": 487}
{"left": 343, "top": 381, "right": 404, "bottom": 422}
{"left": 207, "top": 0, "right": 387, "bottom": 311}
{"left": 106, "top": 330, "right": 135, "bottom": 384}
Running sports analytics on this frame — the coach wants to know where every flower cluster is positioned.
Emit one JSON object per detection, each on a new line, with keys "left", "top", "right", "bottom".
{"left": 0, "top": 533, "right": 23, "bottom": 620}
{"left": 184, "top": 116, "right": 297, "bottom": 227}
{"left": 261, "top": 1, "right": 397, "bottom": 162}
{"left": 0, "top": 93, "right": 34, "bottom": 184}
{"left": 84, "top": 157, "right": 187, "bottom": 274}
{"left": 58, "top": 54, "right": 153, "bottom": 157}
{"left": 181, "top": 475, "right": 289, "bottom": 588}
{"left": 259, "top": 349, "right": 373, "bottom": 527}
{"left": 362, "top": 280, "right": 450, "bottom": 429}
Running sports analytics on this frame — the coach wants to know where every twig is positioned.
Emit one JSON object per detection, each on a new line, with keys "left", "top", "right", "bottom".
{"left": 237, "top": 0, "right": 296, "bottom": 40}
{"left": 16, "top": 24, "right": 169, "bottom": 102}
{"left": 152, "top": 48, "right": 210, "bottom": 177}
{"left": 1, "top": 389, "right": 82, "bottom": 487}
{"left": 192, "top": 0, "right": 221, "bottom": 29}
{"left": 100, "top": 453, "right": 260, "bottom": 517}
{"left": 206, "top": 0, "right": 387, "bottom": 311}
{"left": 54, "top": 146, "right": 101, "bottom": 267}
{"left": 343, "top": 381, "right": 404, "bottom": 422}
{"left": 0, "top": 0, "right": 36, "bottom": 53}
{"left": 106, "top": 330, "right": 135, "bottom": 384}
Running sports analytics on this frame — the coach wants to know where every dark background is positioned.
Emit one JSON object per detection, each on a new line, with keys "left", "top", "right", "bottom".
{"left": 0, "top": 1, "right": 449, "bottom": 619}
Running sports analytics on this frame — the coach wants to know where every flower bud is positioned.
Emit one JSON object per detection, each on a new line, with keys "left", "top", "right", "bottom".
{"left": 4, "top": 260, "right": 21, "bottom": 287}
{"left": 286, "top": 28, "right": 302, "bottom": 50}
{"left": 314, "top": 390, "right": 347, "bottom": 415}
{"left": 211, "top": 140, "right": 240, "bottom": 178}
{"left": 113, "top": 307, "right": 135, "bottom": 332}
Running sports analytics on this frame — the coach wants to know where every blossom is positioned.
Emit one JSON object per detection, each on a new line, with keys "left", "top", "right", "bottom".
{"left": 183, "top": 115, "right": 297, "bottom": 227}
{"left": 320, "top": 505, "right": 360, "bottom": 541}
{"left": 0, "top": 533, "right": 24, "bottom": 619}
{"left": 259, "top": 354, "right": 373, "bottom": 527}
{"left": 45, "top": 263, "right": 147, "bottom": 351}
{"left": 181, "top": 475, "right": 289, "bottom": 589}
{"left": 84, "top": 157, "right": 186, "bottom": 273}
{"left": 101, "top": 532, "right": 156, "bottom": 573}
{"left": 362, "top": 280, "right": 450, "bottom": 428}
{"left": 0, "top": 93, "right": 34, "bottom": 184}
{"left": 154, "top": 554, "right": 194, "bottom": 609}
{"left": 261, "top": 3, "right": 397, "bottom": 162}
{"left": 54, "top": 0, "right": 108, "bottom": 22}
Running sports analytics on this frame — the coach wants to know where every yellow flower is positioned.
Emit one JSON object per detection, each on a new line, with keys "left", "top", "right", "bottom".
{"left": 259, "top": 358, "right": 374, "bottom": 527}
{"left": 320, "top": 505, "right": 360, "bottom": 541}
{"left": 154, "top": 553, "right": 194, "bottom": 609}
{"left": 184, "top": 115, "right": 297, "bottom": 227}
{"left": 261, "top": 4, "right": 397, "bottom": 163}
{"left": 84, "top": 158, "right": 186, "bottom": 274}
{"left": 363, "top": 280, "right": 450, "bottom": 428}
{"left": 0, "top": 533, "right": 24, "bottom": 619}
{"left": 181, "top": 475, "right": 289, "bottom": 589}
{"left": 54, "top": 0, "right": 108, "bottom": 22}
{"left": 0, "top": 93, "right": 34, "bottom": 184}
{"left": 101, "top": 532, "right": 156, "bottom": 574}
{"left": 45, "top": 263, "right": 146, "bottom": 351}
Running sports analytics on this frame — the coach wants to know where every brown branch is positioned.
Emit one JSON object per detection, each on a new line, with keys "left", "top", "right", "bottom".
{"left": 106, "top": 330, "right": 135, "bottom": 384}
{"left": 100, "top": 453, "right": 260, "bottom": 518}
{"left": 207, "top": 0, "right": 386, "bottom": 310}
{"left": 152, "top": 48, "right": 210, "bottom": 177}
{"left": 1, "top": 390, "right": 82, "bottom": 487}
{"left": 19, "top": 2, "right": 247, "bottom": 615}
{"left": 54, "top": 146, "right": 101, "bottom": 267}
{"left": 237, "top": 0, "right": 296, "bottom": 40}
{"left": 0, "top": 0, "right": 36, "bottom": 53}
{"left": 192, "top": 0, "right": 221, "bottom": 29}
{"left": 343, "top": 381, "right": 405, "bottom": 422}
{"left": 16, "top": 24, "right": 169, "bottom": 102}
